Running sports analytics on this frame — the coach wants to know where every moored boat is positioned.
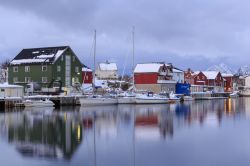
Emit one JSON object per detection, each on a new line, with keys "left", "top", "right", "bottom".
{"left": 23, "top": 99, "right": 55, "bottom": 107}
{"left": 135, "top": 92, "right": 169, "bottom": 104}
{"left": 117, "top": 92, "right": 136, "bottom": 104}
{"left": 79, "top": 95, "right": 118, "bottom": 106}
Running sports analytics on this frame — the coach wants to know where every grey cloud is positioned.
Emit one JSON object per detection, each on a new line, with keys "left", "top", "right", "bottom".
{"left": 1, "top": 0, "right": 250, "bottom": 73}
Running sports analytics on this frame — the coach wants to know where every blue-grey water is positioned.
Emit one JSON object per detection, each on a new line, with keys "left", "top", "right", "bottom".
{"left": 1, "top": 98, "right": 250, "bottom": 166}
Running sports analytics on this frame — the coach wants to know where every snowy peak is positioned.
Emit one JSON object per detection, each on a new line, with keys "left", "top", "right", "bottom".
{"left": 207, "top": 63, "right": 235, "bottom": 74}
{"left": 237, "top": 65, "right": 250, "bottom": 76}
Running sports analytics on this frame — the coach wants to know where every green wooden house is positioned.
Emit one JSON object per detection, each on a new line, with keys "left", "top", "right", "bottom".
{"left": 8, "top": 46, "right": 83, "bottom": 87}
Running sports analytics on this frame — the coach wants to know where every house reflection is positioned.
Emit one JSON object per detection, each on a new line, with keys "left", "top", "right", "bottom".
{"left": 6, "top": 109, "right": 83, "bottom": 160}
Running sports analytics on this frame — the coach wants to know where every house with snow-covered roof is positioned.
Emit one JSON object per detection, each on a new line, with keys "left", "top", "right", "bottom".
{"left": 133, "top": 62, "right": 176, "bottom": 93}
{"left": 95, "top": 61, "right": 118, "bottom": 80}
{"left": 8, "top": 46, "right": 83, "bottom": 87}
{"left": 82, "top": 65, "right": 93, "bottom": 85}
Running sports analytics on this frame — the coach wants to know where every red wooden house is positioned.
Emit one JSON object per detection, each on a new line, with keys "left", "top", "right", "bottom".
{"left": 82, "top": 66, "right": 93, "bottom": 84}
{"left": 222, "top": 73, "right": 234, "bottom": 92}
{"left": 134, "top": 62, "right": 176, "bottom": 93}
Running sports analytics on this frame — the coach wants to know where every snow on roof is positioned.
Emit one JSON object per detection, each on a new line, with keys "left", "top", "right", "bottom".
{"left": 54, "top": 49, "right": 67, "bottom": 62}
{"left": 99, "top": 62, "right": 117, "bottom": 71}
{"left": 0, "top": 83, "right": 23, "bottom": 88}
{"left": 202, "top": 71, "right": 219, "bottom": 79}
{"left": 82, "top": 67, "right": 92, "bottom": 72}
{"left": 221, "top": 73, "right": 234, "bottom": 77}
{"left": 10, "top": 59, "right": 50, "bottom": 65}
{"left": 10, "top": 46, "right": 68, "bottom": 65}
{"left": 134, "top": 63, "right": 164, "bottom": 73}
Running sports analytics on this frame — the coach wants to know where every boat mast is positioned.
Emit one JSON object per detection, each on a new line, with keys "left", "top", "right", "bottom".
{"left": 132, "top": 26, "right": 135, "bottom": 90}
{"left": 93, "top": 30, "right": 96, "bottom": 89}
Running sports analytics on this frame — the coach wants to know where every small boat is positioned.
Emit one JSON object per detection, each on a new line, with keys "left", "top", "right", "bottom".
{"left": 183, "top": 96, "right": 194, "bottom": 101}
{"left": 79, "top": 95, "right": 118, "bottom": 106}
{"left": 23, "top": 99, "right": 54, "bottom": 107}
{"left": 117, "top": 92, "right": 136, "bottom": 104}
{"left": 135, "top": 92, "right": 169, "bottom": 104}
{"left": 230, "top": 91, "right": 239, "bottom": 98}
{"left": 169, "top": 92, "right": 180, "bottom": 101}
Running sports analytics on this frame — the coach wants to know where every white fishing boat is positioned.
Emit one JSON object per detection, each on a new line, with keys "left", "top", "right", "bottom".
{"left": 23, "top": 99, "right": 54, "bottom": 107}
{"left": 169, "top": 92, "right": 180, "bottom": 101}
{"left": 135, "top": 92, "right": 169, "bottom": 104}
{"left": 79, "top": 95, "right": 118, "bottom": 106}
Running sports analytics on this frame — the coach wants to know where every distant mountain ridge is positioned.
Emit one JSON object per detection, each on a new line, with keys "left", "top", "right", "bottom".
{"left": 237, "top": 65, "right": 250, "bottom": 76}
{"left": 206, "top": 63, "right": 250, "bottom": 76}
{"left": 207, "top": 63, "right": 235, "bottom": 74}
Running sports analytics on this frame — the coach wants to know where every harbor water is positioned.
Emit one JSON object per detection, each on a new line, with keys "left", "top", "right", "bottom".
{"left": 1, "top": 98, "right": 250, "bottom": 166}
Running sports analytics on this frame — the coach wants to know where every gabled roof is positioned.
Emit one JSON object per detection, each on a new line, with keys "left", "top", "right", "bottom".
{"left": 173, "top": 67, "right": 184, "bottom": 73}
{"left": 202, "top": 71, "right": 219, "bottom": 79}
{"left": 221, "top": 73, "right": 234, "bottom": 77}
{"left": 82, "top": 64, "right": 92, "bottom": 72}
{"left": 10, "top": 46, "right": 69, "bottom": 65}
{"left": 99, "top": 61, "right": 117, "bottom": 71}
{"left": 134, "top": 63, "right": 169, "bottom": 73}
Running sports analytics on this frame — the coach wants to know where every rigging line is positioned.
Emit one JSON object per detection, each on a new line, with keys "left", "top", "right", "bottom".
{"left": 121, "top": 29, "right": 133, "bottom": 81}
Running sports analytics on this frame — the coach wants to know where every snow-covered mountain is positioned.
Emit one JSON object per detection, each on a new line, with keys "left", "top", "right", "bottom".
{"left": 207, "top": 63, "right": 235, "bottom": 74}
{"left": 237, "top": 65, "right": 250, "bottom": 76}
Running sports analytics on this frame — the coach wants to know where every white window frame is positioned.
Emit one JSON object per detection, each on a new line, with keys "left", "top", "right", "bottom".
{"left": 13, "top": 66, "right": 18, "bottom": 72}
{"left": 25, "top": 66, "right": 30, "bottom": 72}
{"left": 57, "top": 66, "right": 61, "bottom": 72}
{"left": 42, "top": 77, "right": 48, "bottom": 83}
{"left": 42, "top": 65, "right": 47, "bottom": 72}
{"left": 25, "top": 77, "right": 31, "bottom": 83}
{"left": 13, "top": 77, "right": 18, "bottom": 83}
{"left": 75, "top": 66, "right": 79, "bottom": 73}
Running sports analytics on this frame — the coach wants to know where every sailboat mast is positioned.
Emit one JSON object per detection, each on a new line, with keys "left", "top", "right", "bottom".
{"left": 132, "top": 27, "right": 135, "bottom": 89}
{"left": 93, "top": 30, "right": 96, "bottom": 87}
{"left": 132, "top": 26, "right": 135, "bottom": 71}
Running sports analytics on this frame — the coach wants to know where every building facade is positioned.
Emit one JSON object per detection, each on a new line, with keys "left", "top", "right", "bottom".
{"left": 95, "top": 61, "right": 118, "bottom": 80}
{"left": 134, "top": 63, "right": 176, "bottom": 93}
{"left": 8, "top": 46, "right": 83, "bottom": 87}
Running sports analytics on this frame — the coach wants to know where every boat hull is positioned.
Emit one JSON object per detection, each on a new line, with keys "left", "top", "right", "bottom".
{"left": 135, "top": 98, "right": 168, "bottom": 104}
{"left": 118, "top": 97, "right": 136, "bottom": 104}
{"left": 24, "top": 101, "right": 55, "bottom": 107}
{"left": 80, "top": 97, "right": 118, "bottom": 106}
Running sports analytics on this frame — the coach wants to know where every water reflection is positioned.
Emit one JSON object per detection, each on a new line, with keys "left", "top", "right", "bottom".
{"left": 0, "top": 98, "right": 250, "bottom": 166}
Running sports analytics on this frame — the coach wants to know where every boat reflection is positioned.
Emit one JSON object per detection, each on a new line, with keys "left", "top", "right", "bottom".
{"left": 0, "top": 98, "right": 248, "bottom": 163}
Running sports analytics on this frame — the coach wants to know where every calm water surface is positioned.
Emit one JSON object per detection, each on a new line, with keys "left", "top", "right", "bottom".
{"left": 1, "top": 98, "right": 250, "bottom": 166}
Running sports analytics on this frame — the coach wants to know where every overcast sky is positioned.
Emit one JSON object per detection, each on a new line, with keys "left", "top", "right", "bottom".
{"left": 0, "top": 0, "right": 250, "bottom": 73}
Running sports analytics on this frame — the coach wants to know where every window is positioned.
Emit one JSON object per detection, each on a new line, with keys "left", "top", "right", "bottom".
{"left": 13, "top": 77, "right": 18, "bottom": 83}
{"left": 25, "top": 66, "right": 30, "bottom": 72}
{"left": 57, "top": 77, "right": 61, "bottom": 81}
{"left": 25, "top": 77, "right": 31, "bottom": 83}
{"left": 13, "top": 66, "right": 18, "bottom": 72}
{"left": 72, "top": 56, "right": 75, "bottom": 62}
{"left": 61, "top": 55, "right": 64, "bottom": 61}
{"left": 42, "top": 65, "right": 47, "bottom": 71}
{"left": 42, "top": 77, "right": 48, "bottom": 83}
{"left": 75, "top": 77, "right": 79, "bottom": 83}
{"left": 57, "top": 66, "right": 61, "bottom": 72}
{"left": 75, "top": 66, "right": 79, "bottom": 73}
{"left": 1, "top": 89, "right": 4, "bottom": 92}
